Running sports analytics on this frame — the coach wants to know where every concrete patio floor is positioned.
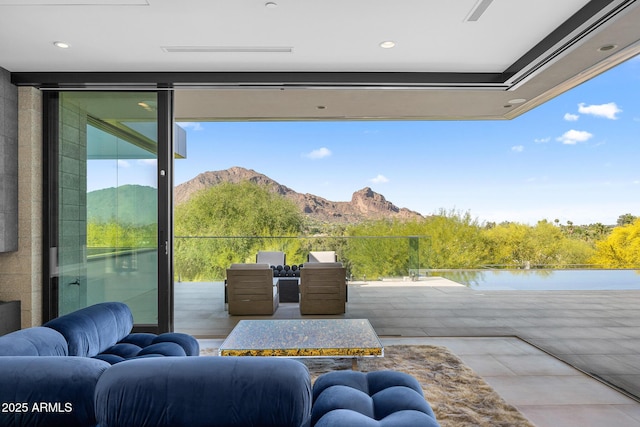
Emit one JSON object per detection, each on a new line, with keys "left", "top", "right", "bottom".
{"left": 175, "top": 278, "right": 640, "bottom": 426}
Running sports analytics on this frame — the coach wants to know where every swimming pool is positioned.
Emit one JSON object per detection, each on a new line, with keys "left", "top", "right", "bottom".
{"left": 431, "top": 269, "right": 640, "bottom": 291}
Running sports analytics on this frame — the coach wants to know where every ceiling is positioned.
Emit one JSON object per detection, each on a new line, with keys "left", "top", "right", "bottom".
{"left": 2, "top": 0, "right": 640, "bottom": 120}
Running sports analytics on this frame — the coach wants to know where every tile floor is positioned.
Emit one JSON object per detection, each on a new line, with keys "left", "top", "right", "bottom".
{"left": 199, "top": 336, "right": 640, "bottom": 427}
{"left": 179, "top": 279, "right": 640, "bottom": 426}
{"left": 385, "top": 337, "right": 640, "bottom": 427}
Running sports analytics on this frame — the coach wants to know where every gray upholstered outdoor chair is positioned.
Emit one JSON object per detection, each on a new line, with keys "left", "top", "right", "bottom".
{"left": 299, "top": 262, "right": 346, "bottom": 315}
{"left": 307, "top": 251, "right": 338, "bottom": 263}
{"left": 226, "top": 263, "right": 278, "bottom": 315}
{"left": 256, "top": 251, "right": 286, "bottom": 266}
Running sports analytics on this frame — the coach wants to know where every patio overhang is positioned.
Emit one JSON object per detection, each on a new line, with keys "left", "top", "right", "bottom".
{"left": 2, "top": 0, "right": 640, "bottom": 120}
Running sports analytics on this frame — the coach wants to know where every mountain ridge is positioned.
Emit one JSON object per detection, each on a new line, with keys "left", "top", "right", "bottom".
{"left": 87, "top": 184, "right": 157, "bottom": 225}
{"left": 174, "top": 166, "right": 423, "bottom": 224}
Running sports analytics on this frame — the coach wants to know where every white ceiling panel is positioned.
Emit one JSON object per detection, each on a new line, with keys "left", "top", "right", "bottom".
{"left": 3, "top": 0, "right": 640, "bottom": 119}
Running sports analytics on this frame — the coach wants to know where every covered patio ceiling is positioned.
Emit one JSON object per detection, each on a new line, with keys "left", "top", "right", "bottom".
{"left": 3, "top": 0, "right": 640, "bottom": 120}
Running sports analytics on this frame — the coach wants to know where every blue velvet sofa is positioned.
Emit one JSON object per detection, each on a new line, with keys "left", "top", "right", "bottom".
{"left": 0, "top": 356, "right": 110, "bottom": 427}
{"left": 0, "top": 302, "right": 440, "bottom": 427}
{"left": 43, "top": 302, "right": 200, "bottom": 362}
{"left": 93, "top": 358, "right": 440, "bottom": 427}
{"left": 94, "top": 356, "right": 313, "bottom": 427}
{"left": 0, "top": 355, "right": 313, "bottom": 427}
{"left": 0, "top": 302, "right": 200, "bottom": 426}
{"left": 0, "top": 355, "right": 440, "bottom": 427}
{"left": 0, "top": 302, "right": 199, "bottom": 361}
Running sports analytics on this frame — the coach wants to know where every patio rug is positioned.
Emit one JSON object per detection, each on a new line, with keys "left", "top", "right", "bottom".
{"left": 201, "top": 344, "right": 535, "bottom": 427}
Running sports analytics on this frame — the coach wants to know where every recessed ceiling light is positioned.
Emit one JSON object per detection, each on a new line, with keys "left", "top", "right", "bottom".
{"left": 379, "top": 41, "right": 396, "bottom": 49}
{"left": 598, "top": 44, "right": 617, "bottom": 52}
{"left": 508, "top": 98, "right": 527, "bottom": 104}
{"left": 53, "top": 41, "right": 70, "bottom": 49}
{"left": 265, "top": 2, "right": 278, "bottom": 8}
{"left": 137, "top": 101, "right": 156, "bottom": 112}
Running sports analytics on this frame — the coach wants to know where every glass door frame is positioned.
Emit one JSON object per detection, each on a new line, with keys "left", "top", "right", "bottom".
{"left": 42, "top": 90, "right": 174, "bottom": 333}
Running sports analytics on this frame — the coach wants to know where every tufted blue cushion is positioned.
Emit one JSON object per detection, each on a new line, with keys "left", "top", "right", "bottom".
{"left": 119, "top": 332, "right": 156, "bottom": 348}
{"left": 373, "top": 386, "right": 434, "bottom": 420}
{"left": 93, "top": 353, "right": 126, "bottom": 364}
{"left": 101, "top": 343, "right": 142, "bottom": 359}
{"left": 314, "top": 409, "right": 438, "bottom": 427}
{"left": 152, "top": 332, "right": 200, "bottom": 356}
{"left": 312, "top": 385, "right": 375, "bottom": 424}
{"left": 311, "top": 370, "right": 439, "bottom": 427}
{"left": 95, "top": 357, "right": 312, "bottom": 427}
{"left": 0, "top": 356, "right": 110, "bottom": 427}
{"left": 137, "top": 341, "right": 187, "bottom": 357}
{"left": 367, "top": 370, "right": 427, "bottom": 396}
{"left": 44, "top": 302, "right": 133, "bottom": 357}
{"left": 0, "top": 327, "right": 68, "bottom": 356}
{"left": 41, "top": 302, "right": 199, "bottom": 363}
{"left": 313, "top": 370, "right": 368, "bottom": 398}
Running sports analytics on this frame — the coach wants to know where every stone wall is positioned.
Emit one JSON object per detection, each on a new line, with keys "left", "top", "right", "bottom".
{"left": 0, "top": 84, "right": 43, "bottom": 327}
{"left": 58, "top": 94, "right": 88, "bottom": 314}
{"left": 0, "top": 67, "right": 18, "bottom": 252}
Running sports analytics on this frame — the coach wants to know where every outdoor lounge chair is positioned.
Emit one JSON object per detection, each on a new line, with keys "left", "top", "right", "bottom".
{"left": 299, "top": 262, "right": 347, "bottom": 315}
{"left": 308, "top": 251, "right": 338, "bottom": 263}
{"left": 226, "top": 263, "right": 278, "bottom": 315}
{"left": 256, "top": 251, "right": 286, "bottom": 266}
{"left": 306, "top": 250, "right": 348, "bottom": 302}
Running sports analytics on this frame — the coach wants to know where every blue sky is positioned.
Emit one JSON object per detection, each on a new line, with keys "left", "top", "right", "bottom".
{"left": 89, "top": 55, "right": 639, "bottom": 226}
{"left": 174, "top": 56, "right": 640, "bottom": 226}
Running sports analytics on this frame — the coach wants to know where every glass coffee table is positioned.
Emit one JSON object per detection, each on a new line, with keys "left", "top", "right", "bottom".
{"left": 218, "top": 319, "right": 383, "bottom": 369}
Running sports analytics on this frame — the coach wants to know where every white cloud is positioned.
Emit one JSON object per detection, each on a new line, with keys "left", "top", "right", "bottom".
{"left": 304, "top": 147, "right": 332, "bottom": 159}
{"left": 117, "top": 160, "right": 131, "bottom": 168}
{"left": 370, "top": 174, "right": 389, "bottom": 184}
{"left": 564, "top": 113, "right": 579, "bottom": 121}
{"left": 511, "top": 145, "right": 524, "bottom": 152}
{"left": 137, "top": 159, "right": 157, "bottom": 166}
{"left": 177, "top": 122, "right": 204, "bottom": 131}
{"left": 578, "top": 102, "right": 622, "bottom": 120}
{"left": 534, "top": 137, "right": 551, "bottom": 143}
{"left": 556, "top": 129, "right": 593, "bottom": 145}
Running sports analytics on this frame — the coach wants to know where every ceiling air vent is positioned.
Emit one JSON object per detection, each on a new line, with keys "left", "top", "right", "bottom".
{"left": 161, "top": 46, "right": 293, "bottom": 53}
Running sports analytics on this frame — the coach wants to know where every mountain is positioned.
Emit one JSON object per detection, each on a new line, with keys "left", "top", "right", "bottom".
{"left": 174, "top": 167, "right": 423, "bottom": 223}
{"left": 87, "top": 185, "right": 157, "bottom": 226}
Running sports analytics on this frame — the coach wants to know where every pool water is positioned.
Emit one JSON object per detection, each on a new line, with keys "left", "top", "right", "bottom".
{"left": 432, "top": 269, "right": 640, "bottom": 291}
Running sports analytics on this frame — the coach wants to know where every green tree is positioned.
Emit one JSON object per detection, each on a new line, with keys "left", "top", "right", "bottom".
{"left": 87, "top": 221, "right": 156, "bottom": 253}
{"left": 343, "top": 219, "right": 421, "bottom": 278}
{"left": 343, "top": 210, "right": 491, "bottom": 277}
{"left": 484, "top": 220, "right": 594, "bottom": 267}
{"left": 174, "top": 182, "right": 304, "bottom": 281}
{"left": 420, "top": 210, "right": 490, "bottom": 269}
{"left": 590, "top": 218, "right": 640, "bottom": 268}
{"left": 617, "top": 213, "right": 638, "bottom": 227}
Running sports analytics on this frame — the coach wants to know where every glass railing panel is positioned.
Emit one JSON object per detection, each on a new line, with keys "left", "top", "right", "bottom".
{"left": 173, "top": 235, "right": 432, "bottom": 282}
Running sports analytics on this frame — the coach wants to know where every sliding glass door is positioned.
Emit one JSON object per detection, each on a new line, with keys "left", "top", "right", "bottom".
{"left": 45, "top": 91, "right": 173, "bottom": 332}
